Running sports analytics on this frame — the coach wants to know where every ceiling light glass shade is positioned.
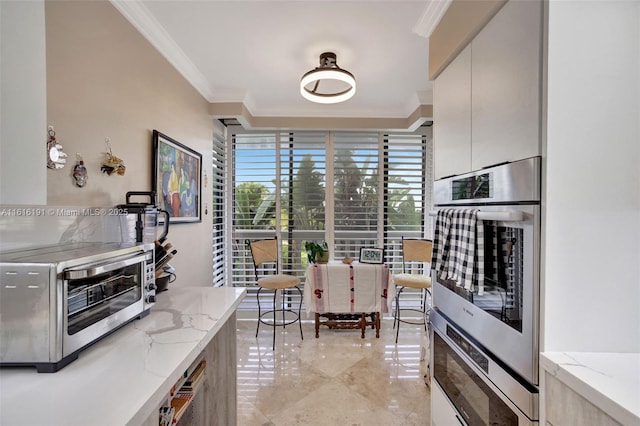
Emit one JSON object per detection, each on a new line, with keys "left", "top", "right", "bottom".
{"left": 300, "top": 52, "right": 356, "bottom": 104}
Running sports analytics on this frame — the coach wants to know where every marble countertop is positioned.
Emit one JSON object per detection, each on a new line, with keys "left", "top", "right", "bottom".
{"left": 540, "top": 352, "right": 640, "bottom": 426}
{"left": 0, "top": 286, "right": 246, "bottom": 426}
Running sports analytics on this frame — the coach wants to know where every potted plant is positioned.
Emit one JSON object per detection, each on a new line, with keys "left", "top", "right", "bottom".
{"left": 304, "top": 241, "right": 329, "bottom": 264}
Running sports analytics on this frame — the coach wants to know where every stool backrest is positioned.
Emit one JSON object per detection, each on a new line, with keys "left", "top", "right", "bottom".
{"left": 401, "top": 238, "right": 433, "bottom": 273}
{"left": 248, "top": 238, "right": 279, "bottom": 279}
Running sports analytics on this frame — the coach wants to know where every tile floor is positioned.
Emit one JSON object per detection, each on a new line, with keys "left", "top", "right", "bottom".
{"left": 236, "top": 317, "right": 432, "bottom": 426}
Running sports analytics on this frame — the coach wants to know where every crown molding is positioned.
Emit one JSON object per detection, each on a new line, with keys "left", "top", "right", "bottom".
{"left": 413, "top": 0, "right": 453, "bottom": 38}
{"left": 111, "top": 0, "right": 432, "bottom": 123}
{"left": 209, "top": 102, "right": 432, "bottom": 132}
{"left": 109, "top": 0, "right": 215, "bottom": 101}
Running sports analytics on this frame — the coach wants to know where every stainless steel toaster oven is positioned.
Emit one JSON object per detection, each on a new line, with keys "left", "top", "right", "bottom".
{"left": 0, "top": 242, "right": 156, "bottom": 372}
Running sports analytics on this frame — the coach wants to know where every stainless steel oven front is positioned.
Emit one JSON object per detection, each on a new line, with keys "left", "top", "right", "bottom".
{"left": 431, "top": 157, "right": 541, "bottom": 386}
{"left": 0, "top": 242, "right": 155, "bottom": 372}
{"left": 431, "top": 310, "right": 538, "bottom": 425}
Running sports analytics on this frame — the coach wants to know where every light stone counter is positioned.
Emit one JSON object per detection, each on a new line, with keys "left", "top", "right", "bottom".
{"left": 541, "top": 352, "right": 640, "bottom": 425}
{"left": 0, "top": 287, "right": 246, "bottom": 426}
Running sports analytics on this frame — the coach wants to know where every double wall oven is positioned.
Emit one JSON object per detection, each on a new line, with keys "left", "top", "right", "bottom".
{"left": 430, "top": 157, "right": 541, "bottom": 425}
{"left": 0, "top": 242, "right": 156, "bottom": 372}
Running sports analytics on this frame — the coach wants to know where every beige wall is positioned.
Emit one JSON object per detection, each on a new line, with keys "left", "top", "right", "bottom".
{"left": 45, "top": 0, "right": 214, "bottom": 287}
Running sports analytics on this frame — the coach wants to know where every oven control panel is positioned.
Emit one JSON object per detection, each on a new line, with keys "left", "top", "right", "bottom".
{"left": 144, "top": 259, "right": 157, "bottom": 306}
{"left": 446, "top": 324, "right": 489, "bottom": 373}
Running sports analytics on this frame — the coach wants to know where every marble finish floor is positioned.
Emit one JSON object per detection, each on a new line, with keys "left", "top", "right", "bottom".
{"left": 236, "top": 317, "right": 431, "bottom": 425}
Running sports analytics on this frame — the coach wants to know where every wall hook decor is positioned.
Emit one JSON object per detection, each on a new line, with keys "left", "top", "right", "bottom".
{"left": 46, "top": 126, "right": 67, "bottom": 169}
{"left": 101, "top": 137, "right": 126, "bottom": 176}
{"left": 72, "top": 153, "right": 88, "bottom": 187}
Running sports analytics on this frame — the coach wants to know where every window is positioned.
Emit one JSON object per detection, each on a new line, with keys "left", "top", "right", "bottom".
{"left": 384, "top": 133, "right": 433, "bottom": 313}
{"left": 231, "top": 133, "right": 278, "bottom": 289}
{"left": 227, "top": 126, "right": 433, "bottom": 311}
{"left": 332, "top": 132, "right": 382, "bottom": 259}
{"left": 279, "top": 132, "right": 326, "bottom": 279}
{"left": 384, "top": 133, "right": 430, "bottom": 269}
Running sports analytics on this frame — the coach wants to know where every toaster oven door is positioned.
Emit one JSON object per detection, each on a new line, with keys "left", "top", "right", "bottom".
{"left": 62, "top": 252, "right": 151, "bottom": 357}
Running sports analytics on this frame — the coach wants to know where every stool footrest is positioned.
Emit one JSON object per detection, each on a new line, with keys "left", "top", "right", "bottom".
{"left": 258, "top": 310, "right": 300, "bottom": 327}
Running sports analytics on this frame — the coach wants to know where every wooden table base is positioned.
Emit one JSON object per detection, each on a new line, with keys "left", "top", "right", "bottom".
{"left": 314, "top": 312, "right": 381, "bottom": 338}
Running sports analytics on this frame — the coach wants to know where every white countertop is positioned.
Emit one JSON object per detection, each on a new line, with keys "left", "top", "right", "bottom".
{"left": 540, "top": 352, "right": 640, "bottom": 426}
{"left": 0, "top": 286, "right": 246, "bottom": 426}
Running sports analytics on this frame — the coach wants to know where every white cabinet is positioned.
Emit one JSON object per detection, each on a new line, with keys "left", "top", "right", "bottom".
{"left": 0, "top": 0, "right": 47, "bottom": 204}
{"left": 433, "top": 0, "right": 543, "bottom": 179}
{"left": 471, "top": 0, "right": 542, "bottom": 170}
{"left": 431, "top": 380, "right": 466, "bottom": 426}
{"left": 433, "top": 44, "right": 472, "bottom": 179}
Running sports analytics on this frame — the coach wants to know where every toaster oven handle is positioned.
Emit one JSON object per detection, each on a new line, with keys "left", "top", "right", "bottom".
{"left": 64, "top": 252, "right": 152, "bottom": 280}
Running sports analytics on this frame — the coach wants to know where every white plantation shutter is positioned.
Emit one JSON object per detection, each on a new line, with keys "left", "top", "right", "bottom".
{"left": 231, "top": 132, "right": 279, "bottom": 296}
{"left": 383, "top": 132, "right": 430, "bottom": 267}
{"left": 332, "top": 132, "right": 382, "bottom": 259}
{"left": 384, "top": 129, "right": 433, "bottom": 313}
{"left": 212, "top": 124, "right": 226, "bottom": 287}
{"left": 278, "top": 131, "right": 326, "bottom": 279}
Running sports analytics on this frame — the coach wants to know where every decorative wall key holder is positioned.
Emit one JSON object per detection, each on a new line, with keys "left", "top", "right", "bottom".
{"left": 72, "top": 153, "right": 88, "bottom": 187}
{"left": 101, "top": 137, "right": 126, "bottom": 176}
{"left": 46, "top": 127, "right": 68, "bottom": 169}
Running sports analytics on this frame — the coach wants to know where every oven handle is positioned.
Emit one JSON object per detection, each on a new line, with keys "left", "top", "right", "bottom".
{"left": 429, "top": 209, "right": 524, "bottom": 222}
{"left": 64, "top": 252, "right": 152, "bottom": 280}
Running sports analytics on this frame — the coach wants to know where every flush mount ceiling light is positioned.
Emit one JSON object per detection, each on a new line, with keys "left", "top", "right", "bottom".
{"left": 300, "top": 52, "right": 356, "bottom": 104}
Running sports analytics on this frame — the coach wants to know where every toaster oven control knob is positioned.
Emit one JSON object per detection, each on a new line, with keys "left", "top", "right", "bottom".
{"left": 146, "top": 295, "right": 156, "bottom": 304}
{"left": 147, "top": 282, "right": 157, "bottom": 291}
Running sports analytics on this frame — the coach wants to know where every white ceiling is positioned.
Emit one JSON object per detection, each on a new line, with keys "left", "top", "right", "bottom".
{"left": 113, "top": 1, "right": 435, "bottom": 121}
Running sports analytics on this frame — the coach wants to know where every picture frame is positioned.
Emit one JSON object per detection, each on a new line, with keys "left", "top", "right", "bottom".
{"left": 359, "top": 247, "right": 384, "bottom": 264}
{"left": 153, "top": 130, "right": 202, "bottom": 223}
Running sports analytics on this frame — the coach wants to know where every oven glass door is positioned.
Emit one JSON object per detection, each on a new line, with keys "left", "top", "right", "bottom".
{"left": 439, "top": 221, "right": 525, "bottom": 333}
{"left": 66, "top": 262, "right": 142, "bottom": 335}
{"left": 433, "top": 330, "right": 519, "bottom": 425}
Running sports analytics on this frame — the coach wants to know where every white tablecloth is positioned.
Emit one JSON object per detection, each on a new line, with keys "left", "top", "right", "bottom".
{"left": 303, "top": 261, "right": 394, "bottom": 315}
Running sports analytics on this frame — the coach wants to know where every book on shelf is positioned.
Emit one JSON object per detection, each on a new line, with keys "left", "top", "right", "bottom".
{"left": 161, "top": 358, "right": 207, "bottom": 425}
{"left": 181, "top": 359, "right": 206, "bottom": 392}
{"left": 170, "top": 392, "right": 193, "bottom": 424}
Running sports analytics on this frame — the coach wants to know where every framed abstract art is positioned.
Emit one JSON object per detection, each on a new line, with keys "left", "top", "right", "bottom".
{"left": 153, "top": 130, "right": 201, "bottom": 223}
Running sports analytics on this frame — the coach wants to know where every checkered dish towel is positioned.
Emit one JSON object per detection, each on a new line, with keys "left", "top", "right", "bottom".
{"left": 431, "top": 208, "right": 485, "bottom": 295}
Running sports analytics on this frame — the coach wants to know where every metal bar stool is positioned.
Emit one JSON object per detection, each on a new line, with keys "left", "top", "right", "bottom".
{"left": 392, "top": 237, "right": 433, "bottom": 344}
{"left": 248, "top": 237, "right": 303, "bottom": 350}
